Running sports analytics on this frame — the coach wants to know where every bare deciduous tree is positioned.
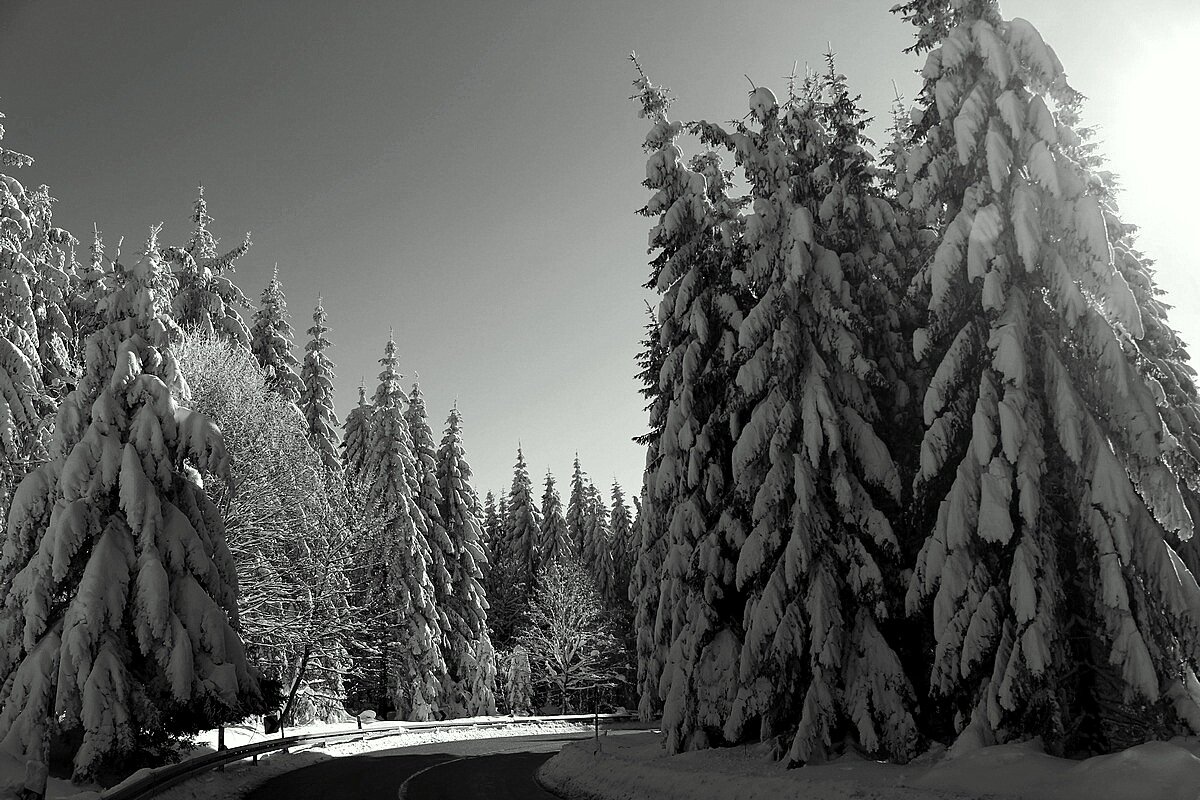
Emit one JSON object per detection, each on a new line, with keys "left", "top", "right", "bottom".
{"left": 517, "top": 556, "right": 625, "bottom": 713}
{"left": 177, "top": 333, "right": 367, "bottom": 724}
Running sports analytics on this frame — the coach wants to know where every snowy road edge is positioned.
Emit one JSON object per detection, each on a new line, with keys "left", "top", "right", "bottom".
{"left": 101, "top": 716, "right": 627, "bottom": 800}
{"left": 537, "top": 740, "right": 657, "bottom": 800}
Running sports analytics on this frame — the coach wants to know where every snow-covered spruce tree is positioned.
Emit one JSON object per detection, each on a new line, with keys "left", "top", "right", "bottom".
{"left": 630, "top": 479, "right": 668, "bottom": 722}
{"left": 609, "top": 481, "right": 635, "bottom": 610}
{"left": 503, "top": 446, "right": 542, "bottom": 595}
{"left": 818, "top": 52, "right": 914, "bottom": 411}
{"left": 480, "top": 490, "right": 500, "bottom": 574}
{"left": 404, "top": 382, "right": 455, "bottom": 639}
{"left": 504, "top": 645, "right": 534, "bottom": 716}
{"left": 249, "top": 266, "right": 303, "bottom": 405}
{"left": 689, "top": 76, "right": 919, "bottom": 763}
{"left": 341, "top": 381, "right": 373, "bottom": 485}
{"left": 631, "top": 305, "right": 670, "bottom": 721}
{"left": 580, "top": 483, "right": 614, "bottom": 604}
{"left": 25, "top": 186, "right": 76, "bottom": 400}
{"left": 465, "top": 635, "right": 499, "bottom": 717}
{"left": 895, "top": 0, "right": 1200, "bottom": 753}
{"left": 67, "top": 227, "right": 112, "bottom": 361}
{"left": 566, "top": 455, "right": 589, "bottom": 553}
{"left": 435, "top": 405, "right": 497, "bottom": 716}
{"left": 300, "top": 298, "right": 341, "bottom": 472}
{"left": 0, "top": 230, "right": 264, "bottom": 795}
{"left": 485, "top": 454, "right": 539, "bottom": 649}
{"left": 0, "top": 123, "right": 77, "bottom": 523}
{"left": 876, "top": 89, "right": 940, "bottom": 520}
{"left": 163, "top": 186, "right": 253, "bottom": 348}
{"left": 539, "top": 471, "right": 571, "bottom": 565}
{"left": 629, "top": 59, "right": 754, "bottom": 753}
{"left": 360, "top": 335, "right": 446, "bottom": 720}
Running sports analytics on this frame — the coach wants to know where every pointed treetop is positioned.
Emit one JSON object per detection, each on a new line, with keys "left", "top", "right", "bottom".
{"left": 374, "top": 335, "right": 404, "bottom": 408}
{"left": 307, "top": 297, "right": 331, "bottom": 345}
{"left": 90, "top": 223, "right": 103, "bottom": 265}
{"left": 630, "top": 53, "right": 673, "bottom": 124}
{"left": 186, "top": 184, "right": 218, "bottom": 260}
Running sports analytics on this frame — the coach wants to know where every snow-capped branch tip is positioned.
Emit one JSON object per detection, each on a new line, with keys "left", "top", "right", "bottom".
{"left": 629, "top": 52, "right": 672, "bottom": 122}
{"left": 146, "top": 222, "right": 164, "bottom": 253}
{"left": 629, "top": 51, "right": 647, "bottom": 81}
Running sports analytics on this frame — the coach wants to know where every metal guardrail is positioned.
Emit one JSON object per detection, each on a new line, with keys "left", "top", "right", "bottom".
{"left": 100, "top": 712, "right": 636, "bottom": 800}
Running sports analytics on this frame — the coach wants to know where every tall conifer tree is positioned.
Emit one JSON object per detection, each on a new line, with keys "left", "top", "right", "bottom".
{"left": 566, "top": 456, "right": 589, "bottom": 553}
{"left": 341, "top": 381, "right": 373, "bottom": 484}
{"left": 435, "top": 406, "right": 497, "bottom": 716}
{"left": 690, "top": 74, "right": 919, "bottom": 762}
{"left": 581, "top": 484, "right": 614, "bottom": 604}
{"left": 249, "top": 266, "right": 303, "bottom": 404}
{"left": 360, "top": 336, "right": 445, "bottom": 720}
{"left": 609, "top": 481, "right": 635, "bottom": 609}
{"left": 895, "top": 0, "right": 1200, "bottom": 751}
{"left": 629, "top": 59, "right": 753, "bottom": 754}
{"left": 163, "top": 186, "right": 253, "bottom": 347}
{"left": 0, "top": 231, "right": 262, "bottom": 794}
{"left": 0, "top": 117, "right": 76, "bottom": 523}
{"left": 504, "top": 446, "right": 542, "bottom": 590}
{"left": 539, "top": 471, "right": 571, "bottom": 565}
{"left": 300, "top": 298, "right": 341, "bottom": 472}
{"left": 480, "top": 491, "right": 500, "bottom": 573}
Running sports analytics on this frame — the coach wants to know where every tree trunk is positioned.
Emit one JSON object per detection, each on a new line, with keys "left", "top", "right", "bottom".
{"left": 279, "top": 643, "right": 313, "bottom": 725}
{"left": 561, "top": 665, "right": 569, "bottom": 713}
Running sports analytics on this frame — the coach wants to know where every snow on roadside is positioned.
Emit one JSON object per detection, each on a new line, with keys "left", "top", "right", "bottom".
{"left": 539, "top": 733, "right": 1200, "bottom": 800}
{"left": 44, "top": 718, "right": 592, "bottom": 800}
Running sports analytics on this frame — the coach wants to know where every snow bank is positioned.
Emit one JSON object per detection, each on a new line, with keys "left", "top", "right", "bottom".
{"left": 14, "top": 717, "right": 592, "bottom": 799}
{"left": 537, "top": 736, "right": 931, "bottom": 800}
{"left": 539, "top": 734, "right": 1200, "bottom": 800}
{"left": 915, "top": 739, "right": 1200, "bottom": 800}
{"left": 156, "top": 719, "right": 593, "bottom": 800}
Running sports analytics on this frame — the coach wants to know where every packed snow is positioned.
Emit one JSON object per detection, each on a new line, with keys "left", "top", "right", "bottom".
{"left": 540, "top": 733, "right": 1200, "bottom": 800}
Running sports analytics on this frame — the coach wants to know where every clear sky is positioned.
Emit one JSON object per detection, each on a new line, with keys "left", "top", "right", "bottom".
{"left": 1, "top": 0, "right": 1196, "bottom": 501}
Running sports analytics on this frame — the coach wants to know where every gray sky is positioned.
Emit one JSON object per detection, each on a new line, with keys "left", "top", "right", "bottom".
{"left": 1, "top": 0, "right": 1196, "bottom": 500}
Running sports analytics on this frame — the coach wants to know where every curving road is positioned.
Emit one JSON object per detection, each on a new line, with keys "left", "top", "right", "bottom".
{"left": 246, "top": 730, "right": 650, "bottom": 800}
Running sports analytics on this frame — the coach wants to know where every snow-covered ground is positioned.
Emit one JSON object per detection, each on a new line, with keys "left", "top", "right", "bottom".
{"left": 539, "top": 733, "right": 1200, "bottom": 800}
{"left": 36, "top": 716, "right": 594, "bottom": 800}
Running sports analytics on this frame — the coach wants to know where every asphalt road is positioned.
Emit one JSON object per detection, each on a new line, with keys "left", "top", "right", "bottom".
{"left": 246, "top": 730, "right": 636, "bottom": 800}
